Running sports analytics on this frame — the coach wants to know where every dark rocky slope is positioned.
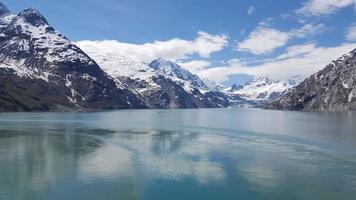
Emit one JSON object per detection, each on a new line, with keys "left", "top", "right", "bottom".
{"left": 268, "top": 48, "right": 356, "bottom": 111}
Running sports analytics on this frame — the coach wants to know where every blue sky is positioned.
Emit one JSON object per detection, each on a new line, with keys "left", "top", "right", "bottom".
{"left": 4, "top": 0, "right": 301, "bottom": 42}
{"left": 3, "top": 0, "right": 356, "bottom": 85}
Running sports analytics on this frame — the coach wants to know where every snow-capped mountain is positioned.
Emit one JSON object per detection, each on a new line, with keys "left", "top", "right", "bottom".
{"left": 146, "top": 58, "right": 300, "bottom": 106}
{"left": 74, "top": 44, "right": 234, "bottom": 108}
{"left": 149, "top": 58, "right": 209, "bottom": 92}
{"left": 269, "top": 49, "right": 356, "bottom": 111}
{"left": 225, "top": 76, "right": 303, "bottom": 102}
{"left": 147, "top": 58, "right": 252, "bottom": 108}
{"left": 202, "top": 77, "right": 227, "bottom": 92}
{"left": 76, "top": 50, "right": 207, "bottom": 108}
{"left": 0, "top": 3, "right": 146, "bottom": 111}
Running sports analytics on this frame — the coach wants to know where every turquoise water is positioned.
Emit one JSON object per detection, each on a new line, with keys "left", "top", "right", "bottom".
{"left": 0, "top": 109, "right": 355, "bottom": 200}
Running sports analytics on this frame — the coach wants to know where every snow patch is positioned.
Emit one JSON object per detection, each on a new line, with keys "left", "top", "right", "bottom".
{"left": 0, "top": 59, "right": 51, "bottom": 82}
{"left": 65, "top": 74, "right": 83, "bottom": 104}
{"left": 81, "top": 73, "right": 97, "bottom": 81}
{"left": 348, "top": 89, "right": 356, "bottom": 102}
{"left": 73, "top": 50, "right": 161, "bottom": 92}
{"left": 342, "top": 81, "right": 351, "bottom": 89}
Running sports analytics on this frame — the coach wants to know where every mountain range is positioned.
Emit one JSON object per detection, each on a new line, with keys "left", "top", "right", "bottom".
{"left": 224, "top": 76, "right": 303, "bottom": 103}
{"left": 0, "top": 2, "right": 355, "bottom": 112}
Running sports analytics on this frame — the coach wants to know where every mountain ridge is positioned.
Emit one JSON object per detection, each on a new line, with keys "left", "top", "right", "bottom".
{"left": 268, "top": 49, "right": 356, "bottom": 111}
{"left": 225, "top": 76, "right": 303, "bottom": 102}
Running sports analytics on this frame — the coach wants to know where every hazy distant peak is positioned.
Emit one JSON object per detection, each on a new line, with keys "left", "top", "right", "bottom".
{"left": 0, "top": 2, "right": 10, "bottom": 16}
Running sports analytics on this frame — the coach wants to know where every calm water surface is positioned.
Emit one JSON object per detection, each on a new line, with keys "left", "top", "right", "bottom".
{"left": 0, "top": 109, "right": 356, "bottom": 200}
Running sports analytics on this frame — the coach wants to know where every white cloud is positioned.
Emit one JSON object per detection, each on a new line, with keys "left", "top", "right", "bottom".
{"left": 178, "top": 60, "right": 211, "bottom": 73}
{"left": 198, "top": 66, "right": 232, "bottom": 83}
{"left": 228, "top": 58, "right": 245, "bottom": 65}
{"left": 247, "top": 6, "right": 255, "bottom": 15}
{"left": 198, "top": 43, "right": 356, "bottom": 83}
{"left": 296, "top": 0, "right": 355, "bottom": 16}
{"left": 346, "top": 23, "right": 356, "bottom": 41}
{"left": 257, "top": 17, "right": 274, "bottom": 26}
{"left": 273, "top": 43, "right": 318, "bottom": 60}
{"left": 293, "top": 23, "right": 326, "bottom": 37}
{"left": 76, "top": 31, "right": 228, "bottom": 63}
{"left": 236, "top": 27, "right": 290, "bottom": 55}
{"left": 236, "top": 23, "right": 326, "bottom": 55}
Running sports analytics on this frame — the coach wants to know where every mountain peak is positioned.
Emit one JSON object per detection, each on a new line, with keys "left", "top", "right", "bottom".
{"left": 149, "top": 58, "right": 174, "bottom": 69}
{"left": 0, "top": 2, "right": 10, "bottom": 16}
{"left": 17, "top": 7, "right": 48, "bottom": 26}
{"left": 149, "top": 58, "right": 185, "bottom": 74}
{"left": 149, "top": 58, "right": 208, "bottom": 89}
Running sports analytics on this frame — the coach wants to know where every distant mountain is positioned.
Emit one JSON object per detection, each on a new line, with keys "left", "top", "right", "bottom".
{"left": 149, "top": 58, "right": 208, "bottom": 91}
{"left": 268, "top": 49, "right": 356, "bottom": 111}
{"left": 0, "top": 3, "right": 146, "bottom": 111}
{"left": 74, "top": 48, "right": 235, "bottom": 108}
{"left": 225, "top": 76, "right": 303, "bottom": 102}
{"left": 78, "top": 52, "right": 208, "bottom": 108}
{"left": 148, "top": 58, "right": 240, "bottom": 108}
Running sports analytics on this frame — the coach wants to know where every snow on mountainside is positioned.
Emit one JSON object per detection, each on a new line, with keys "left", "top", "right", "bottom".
{"left": 225, "top": 76, "right": 303, "bottom": 102}
{"left": 149, "top": 58, "right": 209, "bottom": 92}
{"left": 75, "top": 51, "right": 161, "bottom": 92}
{"left": 202, "top": 77, "right": 226, "bottom": 92}
{"left": 0, "top": 2, "right": 146, "bottom": 111}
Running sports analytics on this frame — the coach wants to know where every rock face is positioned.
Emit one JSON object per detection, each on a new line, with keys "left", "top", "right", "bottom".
{"left": 268, "top": 49, "right": 356, "bottom": 111}
{"left": 0, "top": 3, "right": 146, "bottom": 111}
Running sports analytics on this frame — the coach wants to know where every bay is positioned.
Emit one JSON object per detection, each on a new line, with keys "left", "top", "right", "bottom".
{"left": 0, "top": 109, "right": 355, "bottom": 200}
